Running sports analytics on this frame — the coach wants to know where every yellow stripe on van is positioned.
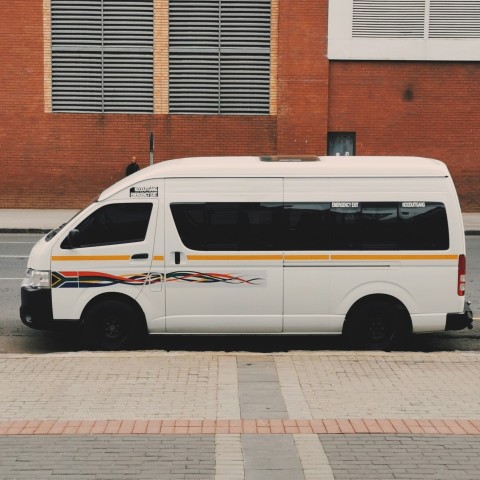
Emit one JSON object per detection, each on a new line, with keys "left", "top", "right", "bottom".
{"left": 330, "top": 254, "right": 458, "bottom": 261}
{"left": 51, "top": 255, "right": 131, "bottom": 262}
{"left": 187, "top": 254, "right": 283, "bottom": 261}
{"left": 51, "top": 254, "right": 459, "bottom": 263}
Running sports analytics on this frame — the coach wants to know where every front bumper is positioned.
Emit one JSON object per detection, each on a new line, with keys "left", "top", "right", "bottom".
{"left": 20, "top": 286, "right": 54, "bottom": 330}
{"left": 445, "top": 301, "right": 473, "bottom": 331}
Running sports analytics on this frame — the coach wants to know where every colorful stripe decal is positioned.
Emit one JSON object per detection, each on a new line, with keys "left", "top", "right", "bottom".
{"left": 52, "top": 271, "right": 163, "bottom": 288}
{"left": 52, "top": 271, "right": 261, "bottom": 288}
{"left": 166, "top": 271, "right": 262, "bottom": 285}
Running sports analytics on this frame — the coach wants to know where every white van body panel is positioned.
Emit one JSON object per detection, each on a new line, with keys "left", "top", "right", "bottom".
{"left": 410, "top": 314, "right": 449, "bottom": 333}
{"left": 21, "top": 156, "right": 470, "bottom": 347}
{"left": 281, "top": 173, "right": 464, "bottom": 334}
{"left": 50, "top": 191, "right": 161, "bottom": 322}
{"left": 50, "top": 180, "right": 165, "bottom": 321}
{"left": 99, "top": 156, "right": 451, "bottom": 203}
{"left": 26, "top": 237, "right": 54, "bottom": 272}
{"left": 164, "top": 177, "right": 283, "bottom": 333}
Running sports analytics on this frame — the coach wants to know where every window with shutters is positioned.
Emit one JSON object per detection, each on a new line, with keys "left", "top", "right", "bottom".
{"left": 51, "top": 0, "right": 153, "bottom": 113}
{"left": 429, "top": 0, "right": 480, "bottom": 38}
{"left": 328, "top": 0, "right": 480, "bottom": 60}
{"left": 352, "top": 0, "right": 425, "bottom": 38}
{"left": 168, "top": 0, "right": 271, "bottom": 114}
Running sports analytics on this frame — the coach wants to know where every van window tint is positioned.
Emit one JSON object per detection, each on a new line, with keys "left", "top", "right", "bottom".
{"left": 62, "top": 203, "right": 153, "bottom": 248}
{"left": 399, "top": 202, "right": 449, "bottom": 250}
{"left": 171, "top": 202, "right": 449, "bottom": 251}
{"left": 284, "top": 203, "right": 330, "bottom": 250}
{"left": 170, "top": 203, "right": 283, "bottom": 250}
{"left": 330, "top": 202, "right": 449, "bottom": 250}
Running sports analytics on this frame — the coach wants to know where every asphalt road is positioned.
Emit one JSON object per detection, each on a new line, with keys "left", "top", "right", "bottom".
{"left": 1, "top": 233, "right": 479, "bottom": 354}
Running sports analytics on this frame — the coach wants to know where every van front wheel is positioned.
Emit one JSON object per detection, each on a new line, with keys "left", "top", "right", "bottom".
{"left": 82, "top": 299, "right": 142, "bottom": 350}
{"left": 344, "top": 301, "right": 409, "bottom": 351}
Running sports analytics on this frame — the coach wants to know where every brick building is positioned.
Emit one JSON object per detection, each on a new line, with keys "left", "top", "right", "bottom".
{"left": 1, "top": 0, "right": 479, "bottom": 210}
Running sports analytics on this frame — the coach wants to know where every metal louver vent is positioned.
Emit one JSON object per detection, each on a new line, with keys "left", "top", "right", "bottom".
{"left": 169, "top": 0, "right": 271, "bottom": 115}
{"left": 429, "top": 0, "right": 480, "bottom": 38}
{"left": 51, "top": 0, "right": 153, "bottom": 113}
{"left": 352, "top": 0, "right": 425, "bottom": 38}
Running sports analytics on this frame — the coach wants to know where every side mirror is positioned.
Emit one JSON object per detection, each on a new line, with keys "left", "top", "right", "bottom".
{"left": 65, "top": 229, "right": 80, "bottom": 249}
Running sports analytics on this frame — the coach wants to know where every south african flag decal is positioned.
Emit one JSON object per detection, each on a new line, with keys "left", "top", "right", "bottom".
{"left": 52, "top": 271, "right": 163, "bottom": 288}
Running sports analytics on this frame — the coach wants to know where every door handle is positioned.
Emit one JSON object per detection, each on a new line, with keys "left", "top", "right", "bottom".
{"left": 131, "top": 253, "right": 149, "bottom": 260}
{"left": 174, "top": 252, "right": 181, "bottom": 265}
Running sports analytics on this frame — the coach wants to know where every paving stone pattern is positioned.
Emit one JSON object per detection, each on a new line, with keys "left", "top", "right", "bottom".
{"left": 0, "top": 435, "right": 216, "bottom": 480}
{"left": 3, "top": 350, "right": 480, "bottom": 478}
{"left": 2, "top": 434, "right": 480, "bottom": 479}
{"left": 3, "top": 351, "right": 480, "bottom": 421}
{"left": 321, "top": 434, "right": 480, "bottom": 479}
{"left": 237, "top": 356, "right": 288, "bottom": 419}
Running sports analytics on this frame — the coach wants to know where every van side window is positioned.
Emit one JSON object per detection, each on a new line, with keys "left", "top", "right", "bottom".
{"left": 399, "top": 202, "right": 449, "bottom": 250}
{"left": 330, "top": 202, "right": 449, "bottom": 250}
{"left": 170, "top": 203, "right": 283, "bottom": 251}
{"left": 286, "top": 202, "right": 428, "bottom": 251}
{"left": 330, "top": 203, "right": 399, "bottom": 250}
{"left": 61, "top": 203, "right": 153, "bottom": 248}
{"left": 171, "top": 201, "right": 449, "bottom": 251}
{"left": 284, "top": 203, "right": 330, "bottom": 250}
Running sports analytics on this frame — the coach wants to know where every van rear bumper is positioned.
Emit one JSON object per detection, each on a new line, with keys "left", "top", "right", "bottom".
{"left": 446, "top": 302, "right": 473, "bottom": 331}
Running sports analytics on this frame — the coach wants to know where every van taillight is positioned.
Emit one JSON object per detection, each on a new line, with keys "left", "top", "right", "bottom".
{"left": 458, "top": 254, "right": 466, "bottom": 296}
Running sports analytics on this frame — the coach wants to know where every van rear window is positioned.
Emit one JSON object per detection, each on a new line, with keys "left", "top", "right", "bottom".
{"left": 170, "top": 202, "right": 449, "bottom": 251}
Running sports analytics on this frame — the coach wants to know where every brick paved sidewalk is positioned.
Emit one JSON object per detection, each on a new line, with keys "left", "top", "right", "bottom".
{"left": 2, "top": 350, "right": 480, "bottom": 479}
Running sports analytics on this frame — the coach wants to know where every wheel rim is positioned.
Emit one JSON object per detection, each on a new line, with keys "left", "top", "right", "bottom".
{"left": 98, "top": 315, "right": 128, "bottom": 344}
{"left": 366, "top": 315, "right": 393, "bottom": 343}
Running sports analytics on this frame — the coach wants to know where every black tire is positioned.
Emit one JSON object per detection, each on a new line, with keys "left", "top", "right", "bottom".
{"left": 344, "top": 300, "right": 410, "bottom": 351}
{"left": 82, "top": 299, "right": 144, "bottom": 350}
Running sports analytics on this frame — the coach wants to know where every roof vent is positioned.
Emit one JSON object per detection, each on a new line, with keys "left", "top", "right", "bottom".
{"left": 260, "top": 155, "right": 319, "bottom": 162}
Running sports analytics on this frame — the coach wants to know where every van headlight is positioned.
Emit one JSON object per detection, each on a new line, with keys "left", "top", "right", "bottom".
{"left": 22, "top": 269, "right": 51, "bottom": 289}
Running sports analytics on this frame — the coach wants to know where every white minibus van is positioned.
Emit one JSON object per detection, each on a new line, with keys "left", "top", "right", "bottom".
{"left": 20, "top": 156, "right": 472, "bottom": 350}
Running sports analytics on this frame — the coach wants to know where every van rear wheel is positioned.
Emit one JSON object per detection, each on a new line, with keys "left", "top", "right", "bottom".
{"left": 82, "top": 299, "right": 142, "bottom": 350}
{"left": 344, "top": 300, "right": 409, "bottom": 351}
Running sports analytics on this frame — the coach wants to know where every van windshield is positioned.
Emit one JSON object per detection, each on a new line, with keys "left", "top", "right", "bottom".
{"left": 45, "top": 200, "right": 98, "bottom": 242}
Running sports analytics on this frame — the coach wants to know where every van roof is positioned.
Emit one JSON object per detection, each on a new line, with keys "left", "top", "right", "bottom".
{"left": 99, "top": 156, "right": 450, "bottom": 201}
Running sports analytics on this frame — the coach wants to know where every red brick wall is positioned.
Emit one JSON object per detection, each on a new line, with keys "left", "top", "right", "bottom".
{"left": 1, "top": 114, "right": 277, "bottom": 208}
{"left": 1, "top": 1, "right": 479, "bottom": 211}
{"left": 0, "top": 2, "right": 278, "bottom": 209}
{"left": 328, "top": 61, "right": 480, "bottom": 211}
{"left": 276, "top": 0, "right": 329, "bottom": 155}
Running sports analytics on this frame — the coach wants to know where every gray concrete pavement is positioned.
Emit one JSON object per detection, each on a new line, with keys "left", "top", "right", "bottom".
{"left": 1, "top": 350, "right": 480, "bottom": 478}
{"left": 464, "top": 212, "right": 480, "bottom": 234}
{"left": 0, "top": 209, "right": 79, "bottom": 232}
